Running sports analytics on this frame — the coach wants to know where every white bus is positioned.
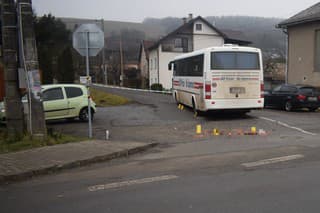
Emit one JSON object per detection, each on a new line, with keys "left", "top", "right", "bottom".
{"left": 169, "top": 45, "right": 264, "bottom": 114}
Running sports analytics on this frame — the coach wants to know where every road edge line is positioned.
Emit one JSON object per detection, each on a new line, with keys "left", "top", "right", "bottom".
{"left": 241, "top": 154, "right": 304, "bottom": 168}
{"left": 88, "top": 175, "right": 179, "bottom": 192}
{"left": 259, "top": 116, "right": 317, "bottom": 136}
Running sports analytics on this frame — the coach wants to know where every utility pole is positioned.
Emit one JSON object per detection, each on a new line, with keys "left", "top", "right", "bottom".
{"left": 1, "top": 0, "right": 25, "bottom": 136}
{"left": 100, "top": 19, "right": 107, "bottom": 85}
{"left": 119, "top": 33, "right": 124, "bottom": 87}
{"left": 17, "top": 0, "right": 46, "bottom": 139}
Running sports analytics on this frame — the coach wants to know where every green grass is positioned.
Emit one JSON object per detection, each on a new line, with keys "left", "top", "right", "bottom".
{"left": 0, "top": 128, "right": 85, "bottom": 154}
{"left": 90, "top": 88, "right": 130, "bottom": 107}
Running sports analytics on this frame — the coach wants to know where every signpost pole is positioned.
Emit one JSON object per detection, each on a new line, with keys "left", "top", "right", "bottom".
{"left": 73, "top": 23, "right": 104, "bottom": 139}
{"left": 85, "top": 31, "right": 93, "bottom": 138}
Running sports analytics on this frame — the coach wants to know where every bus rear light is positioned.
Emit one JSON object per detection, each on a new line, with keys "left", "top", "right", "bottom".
{"left": 205, "top": 82, "right": 211, "bottom": 99}
{"left": 211, "top": 101, "right": 215, "bottom": 105}
{"left": 260, "top": 83, "right": 264, "bottom": 98}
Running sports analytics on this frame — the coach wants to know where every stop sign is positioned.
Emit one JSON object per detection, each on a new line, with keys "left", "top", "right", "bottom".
{"left": 73, "top": 24, "right": 104, "bottom": 57}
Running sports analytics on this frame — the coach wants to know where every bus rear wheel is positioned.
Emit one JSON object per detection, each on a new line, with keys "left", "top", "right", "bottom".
{"left": 192, "top": 99, "right": 198, "bottom": 117}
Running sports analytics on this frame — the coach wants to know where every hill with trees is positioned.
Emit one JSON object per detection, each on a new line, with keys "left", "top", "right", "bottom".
{"left": 143, "top": 16, "right": 286, "bottom": 58}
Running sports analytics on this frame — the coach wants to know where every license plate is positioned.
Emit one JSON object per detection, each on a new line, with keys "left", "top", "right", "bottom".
{"left": 308, "top": 97, "right": 317, "bottom": 101}
{"left": 230, "top": 87, "right": 245, "bottom": 94}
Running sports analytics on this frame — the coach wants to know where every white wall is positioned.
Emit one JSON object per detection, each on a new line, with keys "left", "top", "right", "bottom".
{"left": 159, "top": 48, "right": 181, "bottom": 89}
{"left": 193, "top": 35, "right": 224, "bottom": 50}
{"left": 193, "top": 20, "right": 224, "bottom": 50}
{"left": 149, "top": 47, "right": 159, "bottom": 87}
{"left": 149, "top": 45, "right": 181, "bottom": 90}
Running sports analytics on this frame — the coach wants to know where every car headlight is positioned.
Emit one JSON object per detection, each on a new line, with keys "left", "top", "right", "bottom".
{"left": 1, "top": 109, "right": 5, "bottom": 113}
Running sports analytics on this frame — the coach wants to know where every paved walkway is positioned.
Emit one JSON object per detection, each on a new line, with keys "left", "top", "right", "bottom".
{"left": 0, "top": 140, "right": 157, "bottom": 184}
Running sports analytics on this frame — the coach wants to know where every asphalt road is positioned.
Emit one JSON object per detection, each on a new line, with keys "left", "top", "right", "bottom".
{"left": 3, "top": 86, "right": 320, "bottom": 212}
{"left": 2, "top": 143, "right": 320, "bottom": 213}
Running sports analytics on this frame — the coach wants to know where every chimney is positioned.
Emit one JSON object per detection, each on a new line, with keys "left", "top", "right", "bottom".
{"left": 188, "top": 13, "right": 193, "bottom": 21}
{"left": 182, "top": 17, "right": 187, "bottom": 24}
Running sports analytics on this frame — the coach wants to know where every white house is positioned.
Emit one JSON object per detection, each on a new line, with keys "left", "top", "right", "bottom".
{"left": 148, "top": 15, "right": 251, "bottom": 89}
{"left": 138, "top": 40, "right": 154, "bottom": 89}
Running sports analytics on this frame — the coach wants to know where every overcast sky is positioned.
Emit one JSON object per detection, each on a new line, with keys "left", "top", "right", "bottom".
{"left": 32, "top": 0, "right": 320, "bottom": 22}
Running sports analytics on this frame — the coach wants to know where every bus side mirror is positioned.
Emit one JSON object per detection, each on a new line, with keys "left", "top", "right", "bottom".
{"left": 168, "top": 62, "right": 172, "bottom": 70}
{"left": 168, "top": 61, "right": 174, "bottom": 71}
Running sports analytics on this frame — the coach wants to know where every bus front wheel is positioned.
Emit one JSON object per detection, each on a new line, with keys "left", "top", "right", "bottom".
{"left": 174, "top": 92, "right": 179, "bottom": 105}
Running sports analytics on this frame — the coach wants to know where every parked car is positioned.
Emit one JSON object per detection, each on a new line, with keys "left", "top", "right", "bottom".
{"left": 264, "top": 84, "right": 320, "bottom": 111}
{"left": 0, "top": 84, "right": 97, "bottom": 122}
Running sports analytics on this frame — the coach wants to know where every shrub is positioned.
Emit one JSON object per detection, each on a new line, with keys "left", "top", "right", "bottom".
{"left": 151, "top": 83, "right": 163, "bottom": 91}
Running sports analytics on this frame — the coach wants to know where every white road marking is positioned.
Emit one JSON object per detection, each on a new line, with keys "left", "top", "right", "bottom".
{"left": 88, "top": 175, "right": 178, "bottom": 192}
{"left": 241, "top": 154, "right": 304, "bottom": 168}
{"left": 259, "top": 116, "right": 317, "bottom": 136}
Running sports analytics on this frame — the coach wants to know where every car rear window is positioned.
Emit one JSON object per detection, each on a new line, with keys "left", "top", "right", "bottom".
{"left": 65, "top": 87, "right": 83, "bottom": 98}
{"left": 299, "top": 87, "right": 318, "bottom": 95}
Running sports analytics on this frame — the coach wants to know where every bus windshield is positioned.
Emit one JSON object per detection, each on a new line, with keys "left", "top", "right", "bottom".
{"left": 211, "top": 52, "right": 260, "bottom": 70}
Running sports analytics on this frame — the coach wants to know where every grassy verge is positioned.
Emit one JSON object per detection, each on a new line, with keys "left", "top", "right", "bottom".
{"left": 0, "top": 128, "right": 85, "bottom": 154}
{"left": 90, "top": 88, "right": 130, "bottom": 107}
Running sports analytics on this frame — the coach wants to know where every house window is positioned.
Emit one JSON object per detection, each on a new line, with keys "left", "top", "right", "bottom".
{"left": 196, "top": 23, "right": 202, "bottom": 31}
{"left": 154, "top": 58, "right": 157, "bottom": 69}
{"left": 315, "top": 30, "right": 320, "bottom": 72}
{"left": 150, "top": 59, "right": 153, "bottom": 70}
{"left": 174, "top": 38, "right": 182, "bottom": 48}
{"left": 174, "top": 38, "right": 188, "bottom": 52}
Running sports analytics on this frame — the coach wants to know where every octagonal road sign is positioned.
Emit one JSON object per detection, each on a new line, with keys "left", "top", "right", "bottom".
{"left": 73, "top": 24, "right": 104, "bottom": 57}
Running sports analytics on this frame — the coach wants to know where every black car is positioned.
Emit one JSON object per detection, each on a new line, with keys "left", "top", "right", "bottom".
{"left": 264, "top": 84, "right": 320, "bottom": 111}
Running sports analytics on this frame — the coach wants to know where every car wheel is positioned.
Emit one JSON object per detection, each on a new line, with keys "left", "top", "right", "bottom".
{"left": 79, "top": 108, "right": 94, "bottom": 121}
{"left": 284, "top": 101, "right": 293, "bottom": 111}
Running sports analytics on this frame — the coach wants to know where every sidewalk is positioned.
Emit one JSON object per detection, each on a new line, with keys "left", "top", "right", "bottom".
{"left": 0, "top": 140, "right": 157, "bottom": 184}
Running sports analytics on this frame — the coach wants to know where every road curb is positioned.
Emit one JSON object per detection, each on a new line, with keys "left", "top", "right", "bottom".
{"left": 93, "top": 83, "right": 172, "bottom": 95}
{"left": 0, "top": 142, "right": 158, "bottom": 185}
